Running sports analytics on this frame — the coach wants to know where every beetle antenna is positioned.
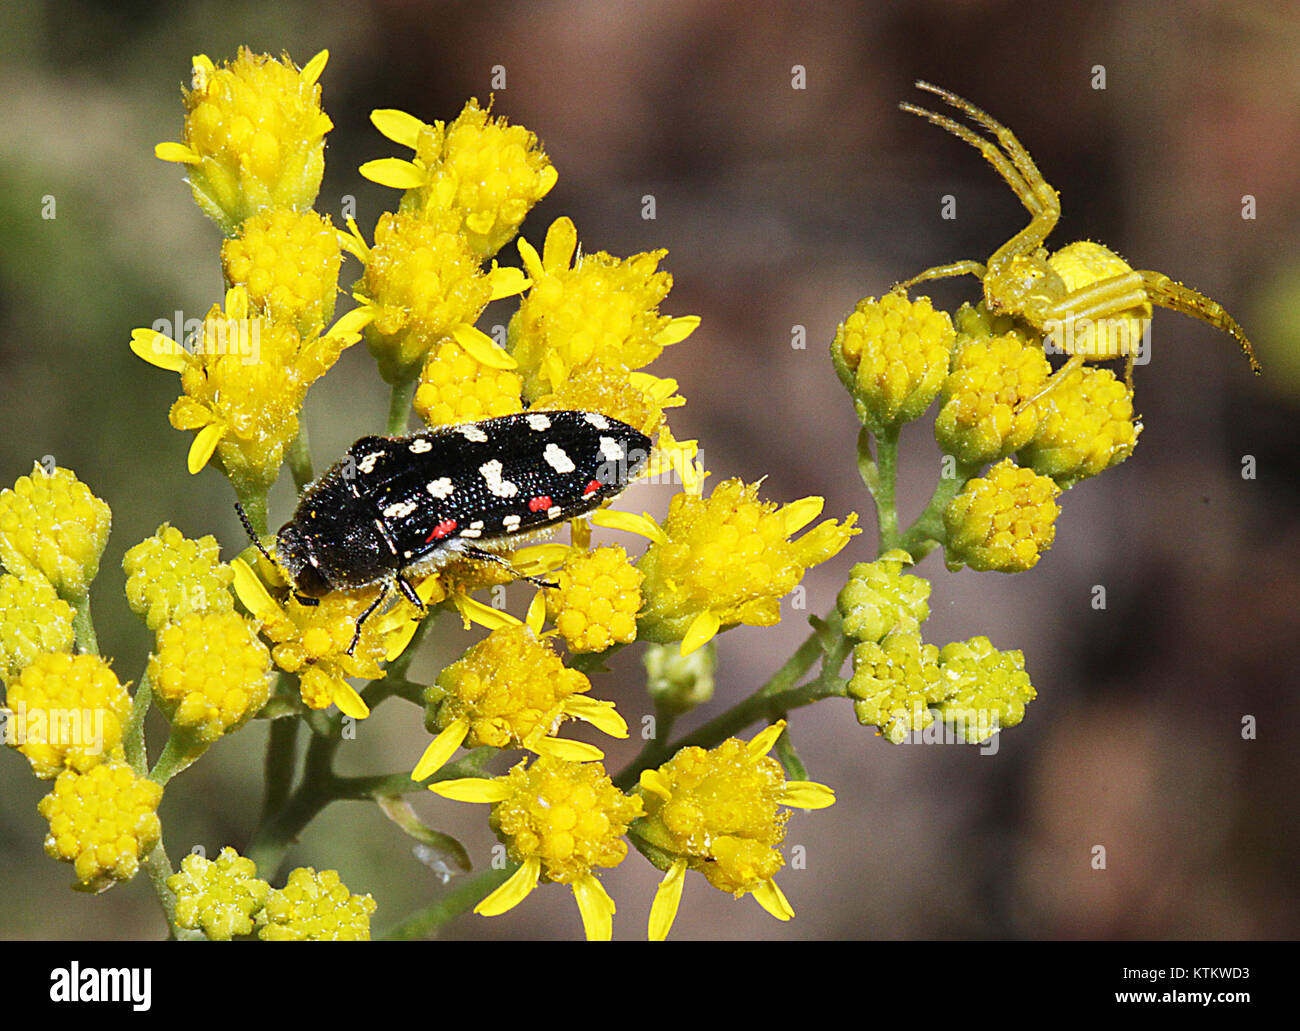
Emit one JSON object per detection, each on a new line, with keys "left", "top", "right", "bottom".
{"left": 234, "top": 501, "right": 279, "bottom": 567}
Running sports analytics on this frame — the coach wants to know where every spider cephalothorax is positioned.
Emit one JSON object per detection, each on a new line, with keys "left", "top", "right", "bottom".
{"left": 897, "top": 81, "right": 1262, "bottom": 404}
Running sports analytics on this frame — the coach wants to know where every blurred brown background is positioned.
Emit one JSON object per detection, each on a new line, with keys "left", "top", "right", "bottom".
{"left": 2, "top": 0, "right": 1297, "bottom": 940}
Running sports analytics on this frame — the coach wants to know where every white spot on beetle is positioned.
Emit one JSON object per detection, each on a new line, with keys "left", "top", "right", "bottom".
{"left": 547, "top": 505, "right": 562, "bottom": 519}
{"left": 426, "top": 477, "right": 454, "bottom": 499}
{"left": 502, "top": 513, "right": 521, "bottom": 532}
{"left": 409, "top": 437, "right": 433, "bottom": 454}
{"left": 599, "top": 436, "right": 624, "bottom": 462}
{"left": 584, "top": 413, "right": 610, "bottom": 429}
{"left": 479, "top": 459, "right": 518, "bottom": 498}
{"left": 526, "top": 413, "right": 551, "bottom": 431}
{"left": 458, "top": 424, "right": 489, "bottom": 443}
{"left": 543, "top": 442, "right": 575, "bottom": 473}
{"left": 357, "top": 451, "right": 383, "bottom": 474}
{"left": 383, "top": 499, "right": 419, "bottom": 519}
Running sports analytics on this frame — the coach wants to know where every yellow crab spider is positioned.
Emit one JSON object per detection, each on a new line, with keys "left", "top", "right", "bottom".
{"left": 897, "top": 80, "right": 1262, "bottom": 404}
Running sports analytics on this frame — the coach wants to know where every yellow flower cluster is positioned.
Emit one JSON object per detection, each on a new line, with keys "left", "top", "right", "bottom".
{"left": 414, "top": 338, "right": 523, "bottom": 427}
{"left": 147, "top": 611, "right": 272, "bottom": 754}
{"left": 256, "top": 866, "right": 376, "bottom": 941}
{"left": 168, "top": 847, "right": 271, "bottom": 940}
{"left": 831, "top": 291, "right": 953, "bottom": 434}
{"left": 1018, "top": 366, "right": 1141, "bottom": 487}
{"left": 846, "top": 631, "right": 945, "bottom": 743}
{"left": 545, "top": 545, "right": 644, "bottom": 653}
{"left": 934, "top": 332, "right": 1051, "bottom": 465}
{"left": 5, "top": 653, "right": 131, "bottom": 778}
{"left": 122, "top": 523, "right": 234, "bottom": 632}
{"left": 0, "top": 572, "right": 74, "bottom": 683}
{"left": 934, "top": 636, "right": 1036, "bottom": 743}
{"left": 0, "top": 464, "right": 111, "bottom": 601}
{"left": 39, "top": 761, "right": 163, "bottom": 893}
{"left": 943, "top": 459, "right": 1061, "bottom": 572}
{"left": 836, "top": 549, "right": 931, "bottom": 643}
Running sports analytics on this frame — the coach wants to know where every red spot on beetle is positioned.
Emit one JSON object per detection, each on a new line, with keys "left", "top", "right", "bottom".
{"left": 528, "top": 495, "right": 553, "bottom": 513}
{"left": 583, "top": 479, "right": 601, "bottom": 496}
{"left": 425, "top": 519, "right": 457, "bottom": 542}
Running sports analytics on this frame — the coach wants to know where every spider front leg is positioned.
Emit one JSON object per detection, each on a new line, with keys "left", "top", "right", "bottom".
{"left": 895, "top": 259, "right": 987, "bottom": 293}
{"left": 1138, "top": 270, "right": 1263, "bottom": 375}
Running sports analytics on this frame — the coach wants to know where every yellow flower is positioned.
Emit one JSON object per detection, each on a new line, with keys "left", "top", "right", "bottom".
{"left": 943, "top": 459, "right": 1061, "bottom": 573}
{"left": 601, "top": 479, "right": 858, "bottom": 655}
{"left": 413, "top": 622, "right": 627, "bottom": 781}
{"left": 934, "top": 332, "right": 1051, "bottom": 465}
{"left": 1018, "top": 366, "right": 1141, "bottom": 488}
{"left": 846, "top": 630, "right": 945, "bottom": 743}
{"left": 147, "top": 611, "right": 273, "bottom": 764}
{"left": 221, "top": 207, "right": 343, "bottom": 338}
{"left": 509, "top": 217, "right": 699, "bottom": 400}
{"left": 256, "top": 866, "right": 375, "bottom": 940}
{"left": 122, "top": 523, "right": 234, "bottom": 632}
{"left": 5, "top": 653, "right": 130, "bottom": 779}
{"left": 230, "top": 557, "right": 384, "bottom": 719}
{"left": 544, "top": 545, "right": 643, "bottom": 653}
{"left": 935, "top": 636, "right": 1036, "bottom": 743}
{"left": 155, "top": 49, "right": 332, "bottom": 235}
{"left": 413, "top": 337, "right": 524, "bottom": 427}
{"left": 837, "top": 548, "right": 932, "bottom": 644}
{"left": 0, "top": 572, "right": 75, "bottom": 684}
{"left": 429, "top": 756, "right": 643, "bottom": 940}
{"left": 129, "top": 286, "right": 363, "bottom": 493}
{"left": 831, "top": 291, "right": 953, "bottom": 433}
{"left": 38, "top": 760, "right": 163, "bottom": 893}
{"left": 0, "top": 464, "right": 111, "bottom": 602}
{"left": 633, "top": 720, "right": 834, "bottom": 940}
{"left": 347, "top": 210, "right": 525, "bottom": 384}
{"left": 168, "top": 846, "right": 271, "bottom": 940}
{"left": 363, "top": 99, "right": 558, "bottom": 259}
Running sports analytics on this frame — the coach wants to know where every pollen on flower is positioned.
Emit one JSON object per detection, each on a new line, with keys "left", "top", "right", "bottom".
{"left": 147, "top": 611, "right": 273, "bottom": 748}
{"left": 509, "top": 217, "right": 696, "bottom": 400}
{"left": 1018, "top": 366, "right": 1141, "bottom": 488}
{"left": 38, "top": 760, "right": 163, "bottom": 893}
{"left": 635, "top": 479, "right": 858, "bottom": 648}
{"left": 423, "top": 623, "right": 607, "bottom": 750}
{"left": 168, "top": 47, "right": 333, "bottom": 233}
{"left": 846, "top": 630, "right": 945, "bottom": 743}
{"left": 414, "top": 338, "right": 523, "bottom": 427}
{"left": 934, "top": 332, "right": 1052, "bottom": 465}
{"left": 831, "top": 291, "right": 954, "bottom": 434}
{"left": 943, "top": 459, "right": 1061, "bottom": 573}
{"left": 6, "top": 653, "right": 131, "bottom": 779}
{"left": 256, "top": 866, "right": 375, "bottom": 940}
{"left": 0, "top": 572, "right": 75, "bottom": 684}
{"left": 837, "top": 549, "right": 932, "bottom": 644}
{"left": 0, "top": 464, "right": 111, "bottom": 602}
{"left": 122, "top": 523, "right": 234, "bottom": 632}
{"left": 935, "top": 636, "right": 1036, "bottom": 743}
{"left": 490, "top": 756, "right": 643, "bottom": 885}
{"left": 357, "top": 211, "right": 492, "bottom": 383}
{"left": 545, "top": 546, "right": 643, "bottom": 653}
{"left": 221, "top": 208, "right": 343, "bottom": 338}
{"left": 167, "top": 846, "right": 270, "bottom": 940}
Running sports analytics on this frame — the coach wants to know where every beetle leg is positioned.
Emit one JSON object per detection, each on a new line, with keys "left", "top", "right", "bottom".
{"left": 348, "top": 582, "right": 391, "bottom": 655}
{"left": 462, "top": 545, "right": 558, "bottom": 589}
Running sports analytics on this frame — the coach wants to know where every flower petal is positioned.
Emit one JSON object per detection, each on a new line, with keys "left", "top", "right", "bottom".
{"left": 230, "top": 558, "right": 280, "bottom": 622}
{"left": 532, "top": 737, "right": 605, "bottom": 762}
{"left": 452, "top": 324, "right": 517, "bottom": 369}
{"left": 331, "top": 679, "right": 371, "bottom": 720}
{"left": 452, "top": 592, "right": 521, "bottom": 631}
{"left": 130, "top": 329, "right": 188, "bottom": 373}
{"left": 412, "top": 717, "right": 470, "bottom": 782}
{"left": 648, "top": 859, "right": 687, "bottom": 941}
{"left": 525, "top": 590, "right": 547, "bottom": 635}
{"left": 517, "top": 236, "right": 543, "bottom": 280}
{"left": 360, "top": 157, "right": 427, "bottom": 190}
{"left": 572, "top": 873, "right": 615, "bottom": 941}
{"left": 542, "top": 217, "right": 578, "bottom": 272}
{"left": 187, "top": 422, "right": 225, "bottom": 475}
{"left": 779, "top": 780, "right": 837, "bottom": 810}
{"left": 751, "top": 878, "right": 795, "bottom": 921}
{"left": 429, "top": 777, "right": 512, "bottom": 804}
{"left": 154, "top": 141, "right": 201, "bottom": 164}
{"left": 325, "top": 305, "right": 374, "bottom": 341}
{"left": 487, "top": 264, "right": 530, "bottom": 301}
{"left": 638, "top": 768, "right": 673, "bottom": 800}
{"left": 300, "top": 49, "right": 329, "bottom": 86}
{"left": 475, "top": 857, "right": 541, "bottom": 917}
{"left": 680, "top": 609, "right": 721, "bottom": 657}
{"left": 563, "top": 696, "right": 629, "bottom": 738}
{"left": 370, "top": 108, "right": 425, "bottom": 149}
{"left": 747, "top": 719, "right": 788, "bottom": 760}
{"left": 653, "top": 315, "right": 700, "bottom": 347}
{"left": 781, "top": 496, "right": 825, "bottom": 536}
{"left": 536, "top": 164, "right": 558, "bottom": 199}
{"left": 590, "top": 509, "right": 668, "bottom": 547}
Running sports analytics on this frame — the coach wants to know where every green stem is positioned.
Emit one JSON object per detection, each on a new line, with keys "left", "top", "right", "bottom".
{"left": 124, "top": 675, "right": 152, "bottom": 774}
{"left": 895, "top": 460, "right": 977, "bottom": 560}
{"left": 262, "top": 714, "right": 299, "bottom": 814}
{"left": 872, "top": 425, "right": 901, "bottom": 551}
{"left": 148, "top": 732, "right": 193, "bottom": 785}
{"left": 71, "top": 592, "right": 98, "bottom": 655}
{"left": 383, "top": 864, "right": 515, "bottom": 940}
{"left": 387, "top": 375, "right": 420, "bottom": 436}
{"left": 287, "top": 423, "right": 315, "bottom": 492}
{"left": 142, "top": 841, "right": 197, "bottom": 939}
{"left": 236, "top": 488, "right": 269, "bottom": 538}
